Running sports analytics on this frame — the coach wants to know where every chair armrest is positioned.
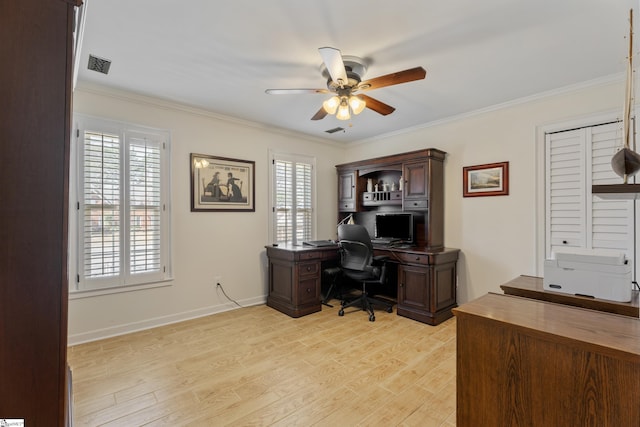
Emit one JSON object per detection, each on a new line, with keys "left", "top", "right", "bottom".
{"left": 372, "top": 255, "right": 389, "bottom": 264}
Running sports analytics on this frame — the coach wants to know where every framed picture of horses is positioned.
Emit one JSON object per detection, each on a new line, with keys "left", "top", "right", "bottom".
{"left": 190, "top": 153, "right": 255, "bottom": 212}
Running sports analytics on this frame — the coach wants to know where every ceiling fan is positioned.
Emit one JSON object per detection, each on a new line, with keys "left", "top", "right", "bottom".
{"left": 265, "top": 47, "right": 427, "bottom": 121}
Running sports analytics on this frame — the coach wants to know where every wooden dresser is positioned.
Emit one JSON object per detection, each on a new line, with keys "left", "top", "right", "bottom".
{"left": 453, "top": 292, "right": 640, "bottom": 426}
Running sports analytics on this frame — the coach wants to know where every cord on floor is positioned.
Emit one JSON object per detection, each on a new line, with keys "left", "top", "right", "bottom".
{"left": 216, "top": 282, "right": 243, "bottom": 308}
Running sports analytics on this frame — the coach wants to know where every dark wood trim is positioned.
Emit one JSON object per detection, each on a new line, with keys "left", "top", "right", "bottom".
{"left": 336, "top": 148, "right": 446, "bottom": 170}
{"left": 1, "top": 2, "right": 74, "bottom": 425}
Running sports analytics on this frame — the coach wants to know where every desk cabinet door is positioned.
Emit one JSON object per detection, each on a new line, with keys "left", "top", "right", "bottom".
{"left": 398, "top": 264, "right": 430, "bottom": 311}
{"left": 338, "top": 170, "right": 357, "bottom": 212}
{"left": 432, "top": 261, "right": 457, "bottom": 311}
{"left": 269, "top": 259, "right": 294, "bottom": 303}
{"left": 403, "top": 161, "right": 428, "bottom": 199}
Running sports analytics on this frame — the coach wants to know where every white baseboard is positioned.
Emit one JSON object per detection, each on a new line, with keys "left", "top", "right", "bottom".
{"left": 67, "top": 295, "right": 266, "bottom": 346}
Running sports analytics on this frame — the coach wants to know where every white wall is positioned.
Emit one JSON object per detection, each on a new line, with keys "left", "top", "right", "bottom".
{"left": 69, "top": 86, "right": 345, "bottom": 344}
{"left": 344, "top": 79, "right": 625, "bottom": 303}
{"left": 70, "top": 78, "right": 625, "bottom": 343}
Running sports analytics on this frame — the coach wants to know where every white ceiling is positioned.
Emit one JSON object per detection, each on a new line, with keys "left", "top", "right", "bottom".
{"left": 77, "top": 0, "right": 637, "bottom": 143}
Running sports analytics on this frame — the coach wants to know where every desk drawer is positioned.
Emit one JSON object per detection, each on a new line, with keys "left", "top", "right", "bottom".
{"left": 298, "top": 261, "right": 320, "bottom": 277}
{"left": 297, "top": 277, "right": 319, "bottom": 305}
{"left": 404, "top": 199, "right": 428, "bottom": 210}
{"left": 396, "top": 252, "right": 430, "bottom": 266}
{"left": 339, "top": 201, "right": 356, "bottom": 211}
{"left": 298, "top": 251, "right": 322, "bottom": 261}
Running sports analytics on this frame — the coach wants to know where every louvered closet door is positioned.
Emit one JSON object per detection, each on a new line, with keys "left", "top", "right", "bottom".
{"left": 545, "top": 122, "right": 635, "bottom": 264}
{"left": 589, "top": 123, "right": 635, "bottom": 255}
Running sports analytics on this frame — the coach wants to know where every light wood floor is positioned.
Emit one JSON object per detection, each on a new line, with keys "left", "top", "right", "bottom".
{"left": 68, "top": 301, "right": 457, "bottom": 426}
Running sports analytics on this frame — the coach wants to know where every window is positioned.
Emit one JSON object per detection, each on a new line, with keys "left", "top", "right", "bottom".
{"left": 545, "top": 120, "right": 636, "bottom": 275}
{"left": 270, "top": 152, "right": 315, "bottom": 245}
{"left": 72, "top": 115, "right": 171, "bottom": 292}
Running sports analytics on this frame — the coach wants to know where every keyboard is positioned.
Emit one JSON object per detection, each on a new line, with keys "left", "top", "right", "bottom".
{"left": 371, "top": 238, "right": 398, "bottom": 246}
{"left": 303, "top": 240, "right": 336, "bottom": 247}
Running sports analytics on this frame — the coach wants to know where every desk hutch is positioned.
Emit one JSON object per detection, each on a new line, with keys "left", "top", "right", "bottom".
{"left": 266, "top": 149, "right": 459, "bottom": 325}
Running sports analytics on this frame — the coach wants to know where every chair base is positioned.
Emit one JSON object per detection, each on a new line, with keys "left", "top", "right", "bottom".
{"left": 338, "top": 293, "right": 393, "bottom": 322}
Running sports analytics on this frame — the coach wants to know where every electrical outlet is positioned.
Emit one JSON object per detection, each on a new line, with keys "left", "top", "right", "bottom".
{"left": 213, "top": 275, "right": 222, "bottom": 286}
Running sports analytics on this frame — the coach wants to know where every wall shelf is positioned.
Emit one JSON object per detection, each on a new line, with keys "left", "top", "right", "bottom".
{"left": 592, "top": 184, "right": 640, "bottom": 200}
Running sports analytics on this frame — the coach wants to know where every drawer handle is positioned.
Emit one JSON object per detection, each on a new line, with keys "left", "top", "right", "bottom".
{"left": 306, "top": 266, "right": 312, "bottom": 272}
{"left": 306, "top": 288, "right": 312, "bottom": 293}
{"left": 415, "top": 257, "right": 421, "bottom": 261}
{"left": 413, "top": 202, "right": 418, "bottom": 206}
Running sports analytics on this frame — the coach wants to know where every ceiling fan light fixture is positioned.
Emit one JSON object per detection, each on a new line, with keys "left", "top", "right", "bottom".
{"left": 322, "top": 96, "right": 340, "bottom": 114}
{"left": 336, "top": 97, "right": 351, "bottom": 120}
{"left": 349, "top": 95, "right": 366, "bottom": 115}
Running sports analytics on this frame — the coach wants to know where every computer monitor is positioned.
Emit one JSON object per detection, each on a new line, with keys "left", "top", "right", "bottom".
{"left": 374, "top": 212, "right": 414, "bottom": 243}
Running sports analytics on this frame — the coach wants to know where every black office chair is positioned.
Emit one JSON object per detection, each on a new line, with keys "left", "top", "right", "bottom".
{"left": 337, "top": 224, "right": 394, "bottom": 322}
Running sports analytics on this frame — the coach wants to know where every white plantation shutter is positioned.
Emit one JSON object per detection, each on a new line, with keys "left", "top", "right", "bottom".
{"left": 589, "top": 124, "right": 635, "bottom": 253}
{"left": 296, "top": 162, "right": 313, "bottom": 242}
{"left": 275, "top": 159, "right": 293, "bottom": 243}
{"left": 272, "top": 153, "right": 315, "bottom": 245}
{"left": 75, "top": 116, "right": 171, "bottom": 291}
{"left": 545, "top": 121, "right": 635, "bottom": 265}
{"left": 82, "top": 130, "right": 121, "bottom": 279}
{"left": 129, "top": 136, "right": 162, "bottom": 275}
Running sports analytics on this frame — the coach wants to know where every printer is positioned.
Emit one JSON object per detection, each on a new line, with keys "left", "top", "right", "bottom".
{"left": 543, "top": 247, "right": 632, "bottom": 302}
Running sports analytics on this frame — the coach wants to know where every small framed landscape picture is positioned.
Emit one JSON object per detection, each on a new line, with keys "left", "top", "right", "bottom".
{"left": 463, "top": 161, "right": 509, "bottom": 197}
{"left": 190, "top": 153, "right": 255, "bottom": 212}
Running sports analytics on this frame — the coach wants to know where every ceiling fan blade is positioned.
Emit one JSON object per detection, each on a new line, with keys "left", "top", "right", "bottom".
{"left": 311, "top": 106, "right": 328, "bottom": 121}
{"left": 318, "top": 47, "right": 348, "bottom": 86}
{"left": 359, "top": 94, "right": 396, "bottom": 116}
{"left": 358, "top": 67, "right": 426, "bottom": 92}
{"left": 265, "top": 88, "right": 329, "bottom": 95}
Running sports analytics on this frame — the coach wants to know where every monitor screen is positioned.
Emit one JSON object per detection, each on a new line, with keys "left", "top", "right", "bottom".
{"left": 374, "top": 212, "right": 414, "bottom": 242}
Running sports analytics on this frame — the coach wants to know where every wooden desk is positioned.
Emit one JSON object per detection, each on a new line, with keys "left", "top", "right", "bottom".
{"left": 265, "top": 244, "right": 459, "bottom": 325}
{"left": 453, "top": 293, "right": 640, "bottom": 426}
{"left": 265, "top": 243, "right": 338, "bottom": 318}
{"left": 501, "top": 275, "right": 639, "bottom": 318}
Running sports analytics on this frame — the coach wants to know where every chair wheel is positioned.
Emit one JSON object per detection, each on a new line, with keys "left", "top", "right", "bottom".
{"left": 338, "top": 308, "right": 344, "bottom": 316}
{"left": 386, "top": 306, "right": 393, "bottom": 313}
{"left": 369, "top": 314, "right": 375, "bottom": 322}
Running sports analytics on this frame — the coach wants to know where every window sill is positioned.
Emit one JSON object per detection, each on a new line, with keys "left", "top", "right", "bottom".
{"left": 69, "top": 278, "right": 174, "bottom": 300}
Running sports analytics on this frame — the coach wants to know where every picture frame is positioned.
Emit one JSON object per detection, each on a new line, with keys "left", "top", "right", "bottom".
{"left": 190, "top": 153, "right": 255, "bottom": 212}
{"left": 463, "top": 161, "right": 509, "bottom": 197}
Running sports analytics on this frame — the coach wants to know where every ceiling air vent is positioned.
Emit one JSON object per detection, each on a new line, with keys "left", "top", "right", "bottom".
{"left": 87, "top": 55, "right": 112, "bottom": 74}
{"left": 325, "top": 127, "right": 345, "bottom": 134}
